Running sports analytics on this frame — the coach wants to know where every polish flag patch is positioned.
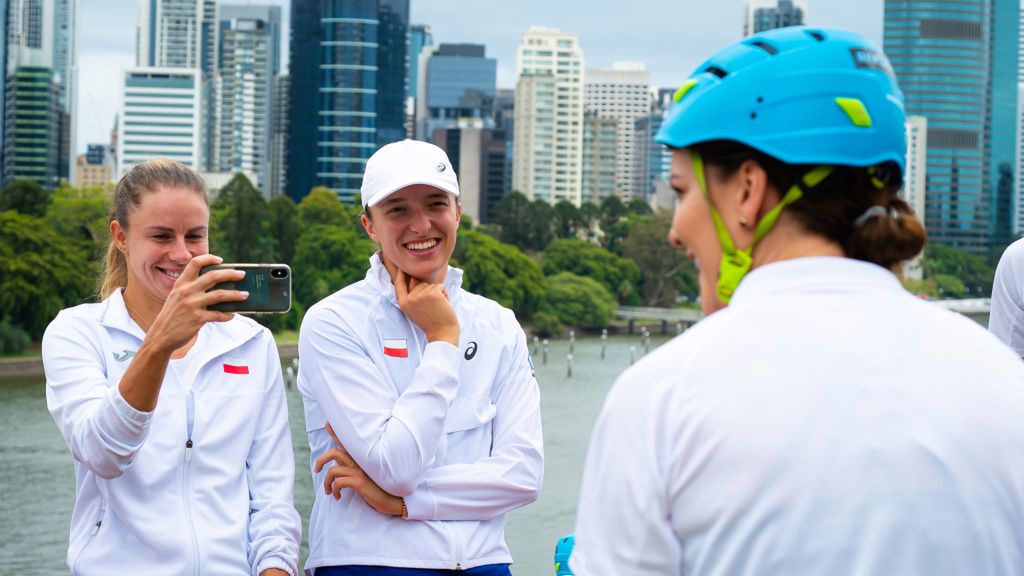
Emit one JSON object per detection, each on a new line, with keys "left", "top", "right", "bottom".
{"left": 383, "top": 339, "right": 408, "bottom": 358}
{"left": 223, "top": 362, "right": 249, "bottom": 375}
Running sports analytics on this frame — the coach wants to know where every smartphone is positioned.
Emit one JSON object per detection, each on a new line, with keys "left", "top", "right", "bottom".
{"left": 199, "top": 264, "right": 292, "bottom": 314}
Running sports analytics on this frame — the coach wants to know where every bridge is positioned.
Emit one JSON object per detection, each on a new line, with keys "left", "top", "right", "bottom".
{"left": 616, "top": 298, "right": 991, "bottom": 334}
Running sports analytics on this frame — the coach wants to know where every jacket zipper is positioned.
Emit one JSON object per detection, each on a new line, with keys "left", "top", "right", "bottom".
{"left": 183, "top": 389, "right": 200, "bottom": 576}
{"left": 71, "top": 499, "right": 106, "bottom": 574}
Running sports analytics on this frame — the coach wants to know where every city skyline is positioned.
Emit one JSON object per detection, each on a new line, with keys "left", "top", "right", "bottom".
{"left": 74, "top": 0, "right": 883, "bottom": 155}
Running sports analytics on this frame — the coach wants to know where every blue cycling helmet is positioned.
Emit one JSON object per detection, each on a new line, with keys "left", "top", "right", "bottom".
{"left": 656, "top": 26, "right": 906, "bottom": 177}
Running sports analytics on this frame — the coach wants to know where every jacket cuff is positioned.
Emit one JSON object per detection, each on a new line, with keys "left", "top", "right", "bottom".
{"left": 403, "top": 485, "right": 436, "bottom": 521}
{"left": 422, "top": 340, "right": 461, "bottom": 371}
{"left": 255, "top": 556, "right": 295, "bottom": 576}
{"left": 104, "top": 385, "right": 154, "bottom": 441}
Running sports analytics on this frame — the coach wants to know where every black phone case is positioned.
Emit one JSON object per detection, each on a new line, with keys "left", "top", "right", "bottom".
{"left": 200, "top": 264, "right": 292, "bottom": 313}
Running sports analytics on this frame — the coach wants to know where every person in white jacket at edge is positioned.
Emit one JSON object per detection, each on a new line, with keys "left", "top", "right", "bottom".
{"left": 990, "top": 239, "right": 1024, "bottom": 358}
{"left": 42, "top": 158, "right": 301, "bottom": 576}
{"left": 297, "top": 139, "right": 544, "bottom": 576}
{"left": 571, "top": 27, "right": 1024, "bottom": 576}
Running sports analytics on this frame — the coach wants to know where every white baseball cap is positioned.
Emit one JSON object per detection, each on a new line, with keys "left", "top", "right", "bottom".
{"left": 360, "top": 139, "right": 460, "bottom": 208}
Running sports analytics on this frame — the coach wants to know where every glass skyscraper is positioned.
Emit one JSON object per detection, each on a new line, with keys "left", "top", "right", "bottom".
{"left": 288, "top": 0, "right": 408, "bottom": 203}
{"left": 884, "top": 0, "right": 1019, "bottom": 253}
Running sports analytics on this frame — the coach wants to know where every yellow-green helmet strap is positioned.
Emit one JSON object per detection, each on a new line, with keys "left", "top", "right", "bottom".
{"left": 688, "top": 150, "right": 833, "bottom": 304}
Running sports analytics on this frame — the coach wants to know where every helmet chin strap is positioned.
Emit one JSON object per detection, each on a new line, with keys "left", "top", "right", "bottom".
{"left": 689, "top": 150, "right": 833, "bottom": 303}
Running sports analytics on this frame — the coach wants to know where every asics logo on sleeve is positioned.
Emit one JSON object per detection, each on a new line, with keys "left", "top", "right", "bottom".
{"left": 465, "top": 341, "right": 478, "bottom": 360}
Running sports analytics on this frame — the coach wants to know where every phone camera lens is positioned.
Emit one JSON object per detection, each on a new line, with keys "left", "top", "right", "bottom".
{"left": 271, "top": 268, "right": 288, "bottom": 279}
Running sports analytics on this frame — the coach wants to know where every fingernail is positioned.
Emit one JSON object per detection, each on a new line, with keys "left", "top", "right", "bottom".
{"left": 214, "top": 255, "right": 223, "bottom": 263}
{"left": 238, "top": 270, "right": 246, "bottom": 277}
{"left": 239, "top": 291, "right": 249, "bottom": 298}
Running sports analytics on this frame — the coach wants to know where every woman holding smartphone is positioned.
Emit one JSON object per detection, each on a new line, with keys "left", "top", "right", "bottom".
{"left": 43, "top": 158, "right": 300, "bottom": 575}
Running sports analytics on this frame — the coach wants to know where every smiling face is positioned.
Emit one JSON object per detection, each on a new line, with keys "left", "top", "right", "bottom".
{"left": 360, "top": 184, "right": 461, "bottom": 283}
{"left": 111, "top": 186, "right": 210, "bottom": 306}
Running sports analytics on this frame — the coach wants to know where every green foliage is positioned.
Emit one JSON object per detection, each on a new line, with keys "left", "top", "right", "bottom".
{"left": 542, "top": 239, "right": 640, "bottom": 304}
{"left": 292, "top": 224, "right": 376, "bottom": 310}
{"left": 553, "top": 200, "right": 584, "bottom": 239}
{"left": 621, "top": 211, "right": 696, "bottom": 306}
{"left": 459, "top": 214, "right": 474, "bottom": 230}
{"left": 451, "top": 229, "right": 546, "bottom": 319}
{"left": 528, "top": 311, "right": 564, "bottom": 338}
{"left": 268, "top": 195, "right": 299, "bottom": 264}
{"left": 526, "top": 201, "right": 556, "bottom": 250}
{"left": 492, "top": 191, "right": 531, "bottom": 249}
{"left": 903, "top": 278, "right": 938, "bottom": 299}
{"left": 543, "top": 272, "right": 617, "bottom": 329}
{"left": 922, "top": 243, "right": 993, "bottom": 298}
{"left": 252, "top": 300, "right": 305, "bottom": 333}
{"left": 626, "top": 197, "right": 652, "bottom": 216}
{"left": 1, "top": 180, "right": 52, "bottom": 216}
{"left": 299, "top": 186, "right": 357, "bottom": 230}
{"left": 598, "top": 196, "right": 627, "bottom": 250}
{"left": 0, "top": 211, "right": 94, "bottom": 339}
{"left": 0, "top": 315, "right": 31, "bottom": 354}
{"left": 210, "top": 174, "right": 275, "bottom": 262}
{"left": 45, "top": 183, "right": 111, "bottom": 252}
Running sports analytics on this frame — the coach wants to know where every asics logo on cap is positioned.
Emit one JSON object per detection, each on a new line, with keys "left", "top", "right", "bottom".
{"left": 437, "top": 163, "right": 446, "bottom": 172}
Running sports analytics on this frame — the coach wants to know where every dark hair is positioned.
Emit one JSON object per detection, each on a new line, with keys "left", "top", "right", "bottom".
{"left": 99, "top": 158, "right": 208, "bottom": 297}
{"left": 691, "top": 140, "right": 926, "bottom": 271}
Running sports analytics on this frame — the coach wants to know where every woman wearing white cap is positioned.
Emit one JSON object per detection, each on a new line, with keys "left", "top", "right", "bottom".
{"left": 571, "top": 27, "right": 1024, "bottom": 575}
{"left": 297, "top": 140, "right": 544, "bottom": 576}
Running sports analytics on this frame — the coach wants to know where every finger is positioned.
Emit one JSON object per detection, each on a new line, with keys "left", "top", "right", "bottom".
{"left": 393, "top": 269, "right": 408, "bottom": 300}
{"left": 331, "top": 474, "right": 361, "bottom": 500}
{"left": 181, "top": 253, "right": 223, "bottom": 281}
{"left": 325, "top": 467, "right": 358, "bottom": 498}
{"left": 195, "top": 268, "right": 246, "bottom": 291}
{"left": 325, "top": 421, "right": 342, "bottom": 447}
{"left": 314, "top": 448, "right": 344, "bottom": 473}
{"left": 199, "top": 289, "right": 250, "bottom": 307}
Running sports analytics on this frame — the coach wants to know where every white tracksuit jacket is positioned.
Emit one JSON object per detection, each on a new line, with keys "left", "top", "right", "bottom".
{"left": 572, "top": 257, "right": 1024, "bottom": 575}
{"left": 298, "top": 254, "right": 544, "bottom": 572}
{"left": 43, "top": 289, "right": 301, "bottom": 576}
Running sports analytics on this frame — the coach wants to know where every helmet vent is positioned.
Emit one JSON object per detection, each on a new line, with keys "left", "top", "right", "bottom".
{"left": 806, "top": 30, "right": 826, "bottom": 42}
{"left": 705, "top": 66, "right": 729, "bottom": 79}
{"left": 749, "top": 40, "right": 778, "bottom": 55}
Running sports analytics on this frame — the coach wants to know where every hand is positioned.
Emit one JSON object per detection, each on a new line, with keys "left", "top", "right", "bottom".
{"left": 259, "top": 569, "right": 289, "bottom": 576}
{"left": 146, "top": 254, "right": 249, "bottom": 353}
{"left": 393, "top": 269, "right": 460, "bottom": 345}
{"left": 314, "top": 421, "right": 405, "bottom": 518}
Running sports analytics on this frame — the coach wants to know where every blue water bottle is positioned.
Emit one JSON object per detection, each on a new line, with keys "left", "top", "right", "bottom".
{"left": 554, "top": 533, "right": 575, "bottom": 575}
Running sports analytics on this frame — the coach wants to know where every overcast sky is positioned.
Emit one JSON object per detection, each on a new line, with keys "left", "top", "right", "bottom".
{"left": 75, "top": 0, "right": 882, "bottom": 154}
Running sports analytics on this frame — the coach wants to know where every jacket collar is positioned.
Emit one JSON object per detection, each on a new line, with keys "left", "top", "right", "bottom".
{"left": 97, "top": 288, "right": 263, "bottom": 360}
{"left": 367, "top": 252, "right": 464, "bottom": 307}
{"left": 730, "top": 256, "right": 905, "bottom": 307}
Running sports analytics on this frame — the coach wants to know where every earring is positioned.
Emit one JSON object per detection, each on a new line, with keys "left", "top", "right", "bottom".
{"left": 738, "top": 216, "right": 748, "bottom": 227}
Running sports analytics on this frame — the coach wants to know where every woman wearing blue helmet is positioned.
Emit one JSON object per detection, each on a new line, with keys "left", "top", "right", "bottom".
{"left": 571, "top": 27, "right": 1024, "bottom": 575}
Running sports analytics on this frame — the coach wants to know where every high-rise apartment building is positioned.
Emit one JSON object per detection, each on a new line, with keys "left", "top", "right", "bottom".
{"left": 416, "top": 43, "right": 496, "bottom": 139}
{"left": 376, "top": 0, "right": 408, "bottom": 147}
{"left": 513, "top": 26, "right": 584, "bottom": 205}
{"left": 581, "top": 113, "right": 617, "bottom": 204}
{"left": 3, "top": 0, "right": 73, "bottom": 187}
{"left": 584, "top": 62, "right": 650, "bottom": 201}
{"left": 408, "top": 24, "right": 431, "bottom": 101}
{"left": 269, "top": 73, "right": 288, "bottom": 198}
{"left": 884, "top": 0, "right": 1019, "bottom": 253}
{"left": 215, "top": 5, "right": 278, "bottom": 193}
{"left": 744, "top": 0, "right": 807, "bottom": 35}
{"left": 117, "top": 68, "right": 201, "bottom": 175}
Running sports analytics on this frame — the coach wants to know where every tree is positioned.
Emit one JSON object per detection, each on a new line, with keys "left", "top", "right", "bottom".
{"left": 46, "top": 183, "right": 111, "bottom": 250}
{"left": 553, "top": 200, "right": 583, "bottom": 239}
{"left": 626, "top": 197, "right": 653, "bottom": 216}
{"left": 451, "top": 229, "right": 546, "bottom": 319}
{"left": 544, "top": 272, "right": 617, "bottom": 329}
{"left": 598, "top": 195, "right": 627, "bottom": 249}
{"left": 579, "top": 202, "right": 602, "bottom": 242}
{"left": 923, "top": 243, "right": 994, "bottom": 298}
{"left": 542, "top": 238, "right": 641, "bottom": 303}
{"left": 492, "top": 191, "right": 531, "bottom": 249}
{"left": 210, "top": 174, "right": 275, "bottom": 262}
{"left": 298, "top": 186, "right": 354, "bottom": 230}
{"left": 0, "top": 211, "right": 94, "bottom": 339}
{"left": 0, "top": 179, "right": 52, "bottom": 216}
{"left": 268, "top": 195, "right": 299, "bottom": 264}
{"left": 621, "top": 211, "right": 697, "bottom": 306}
{"left": 526, "top": 200, "right": 556, "bottom": 251}
{"left": 292, "top": 224, "right": 376, "bottom": 310}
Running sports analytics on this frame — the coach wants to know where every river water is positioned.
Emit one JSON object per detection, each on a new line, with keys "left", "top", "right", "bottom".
{"left": 0, "top": 333, "right": 671, "bottom": 575}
